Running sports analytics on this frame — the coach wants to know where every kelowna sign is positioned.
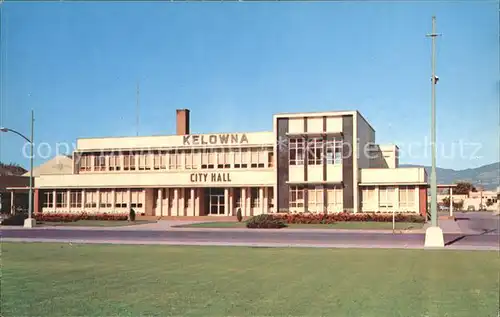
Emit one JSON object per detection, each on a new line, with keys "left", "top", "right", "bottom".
{"left": 190, "top": 172, "right": 232, "bottom": 183}
{"left": 183, "top": 133, "right": 249, "bottom": 146}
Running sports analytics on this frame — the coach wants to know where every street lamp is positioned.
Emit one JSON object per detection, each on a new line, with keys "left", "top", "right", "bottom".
{"left": 0, "top": 110, "right": 36, "bottom": 228}
{"left": 424, "top": 16, "right": 444, "bottom": 247}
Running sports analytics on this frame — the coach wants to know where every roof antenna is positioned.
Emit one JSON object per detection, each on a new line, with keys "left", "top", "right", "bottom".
{"left": 136, "top": 81, "right": 140, "bottom": 137}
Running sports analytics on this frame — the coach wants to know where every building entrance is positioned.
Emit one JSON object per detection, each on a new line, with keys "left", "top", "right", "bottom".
{"left": 206, "top": 188, "right": 225, "bottom": 215}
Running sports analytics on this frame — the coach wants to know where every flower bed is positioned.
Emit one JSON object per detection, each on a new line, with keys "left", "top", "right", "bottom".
{"left": 34, "top": 213, "right": 128, "bottom": 223}
{"left": 273, "top": 212, "right": 425, "bottom": 224}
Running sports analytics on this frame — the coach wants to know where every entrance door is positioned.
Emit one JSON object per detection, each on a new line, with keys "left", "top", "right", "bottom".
{"left": 208, "top": 188, "right": 225, "bottom": 215}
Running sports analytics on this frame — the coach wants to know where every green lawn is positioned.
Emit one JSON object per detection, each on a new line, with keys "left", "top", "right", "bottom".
{"left": 180, "top": 221, "right": 424, "bottom": 230}
{"left": 37, "top": 220, "right": 156, "bottom": 227}
{"left": 2, "top": 243, "right": 498, "bottom": 317}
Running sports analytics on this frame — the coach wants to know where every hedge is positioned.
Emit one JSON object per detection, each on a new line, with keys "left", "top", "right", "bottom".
{"left": 246, "top": 214, "right": 287, "bottom": 229}
{"left": 272, "top": 212, "right": 425, "bottom": 224}
{"left": 34, "top": 213, "right": 128, "bottom": 222}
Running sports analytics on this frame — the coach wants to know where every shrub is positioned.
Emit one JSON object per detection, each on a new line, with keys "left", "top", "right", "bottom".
{"left": 236, "top": 208, "right": 243, "bottom": 222}
{"left": 34, "top": 213, "right": 128, "bottom": 222}
{"left": 272, "top": 212, "right": 425, "bottom": 224}
{"left": 246, "top": 214, "right": 287, "bottom": 229}
{"left": 129, "top": 208, "right": 136, "bottom": 222}
{"left": 1, "top": 212, "right": 28, "bottom": 226}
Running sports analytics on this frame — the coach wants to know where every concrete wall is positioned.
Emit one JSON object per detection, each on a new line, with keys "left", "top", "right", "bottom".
{"left": 359, "top": 167, "right": 426, "bottom": 185}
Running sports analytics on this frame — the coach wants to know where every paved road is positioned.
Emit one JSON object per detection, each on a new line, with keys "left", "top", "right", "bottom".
{"left": 2, "top": 228, "right": 498, "bottom": 250}
{"left": 454, "top": 212, "right": 499, "bottom": 234}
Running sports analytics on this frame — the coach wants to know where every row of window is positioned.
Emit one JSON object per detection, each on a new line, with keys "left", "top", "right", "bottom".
{"left": 43, "top": 189, "right": 144, "bottom": 209}
{"left": 361, "top": 186, "right": 415, "bottom": 208}
{"left": 289, "top": 186, "right": 343, "bottom": 212}
{"left": 289, "top": 138, "right": 343, "bottom": 166}
{"left": 78, "top": 148, "right": 273, "bottom": 172}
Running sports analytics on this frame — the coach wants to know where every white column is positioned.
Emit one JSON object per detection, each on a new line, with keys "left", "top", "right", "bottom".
{"left": 190, "top": 188, "right": 195, "bottom": 216}
{"left": 394, "top": 187, "right": 399, "bottom": 212}
{"left": 263, "top": 187, "right": 268, "bottom": 214}
{"left": 126, "top": 189, "right": 131, "bottom": 209}
{"left": 52, "top": 190, "right": 56, "bottom": 211}
{"left": 449, "top": 187, "right": 453, "bottom": 217}
{"left": 173, "top": 189, "right": 179, "bottom": 216}
{"left": 158, "top": 189, "right": 163, "bottom": 217}
{"left": 224, "top": 188, "right": 229, "bottom": 216}
{"left": 10, "top": 191, "right": 14, "bottom": 214}
{"left": 178, "top": 189, "right": 185, "bottom": 216}
{"left": 259, "top": 187, "right": 264, "bottom": 215}
{"left": 228, "top": 188, "right": 234, "bottom": 216}
{"left": 375, "top": 186, "right": 380, "bottom": 213}
{"left": 81, "top": 189, "right": 86, "bottom": 212}
{"left": 414, "top": 187, "right": 419, "bottom": 214}
{"left": 241, "top": 188, "right": 247, "bottom": 217}
{"left": 96, "top": 189, "right": 101, "bottom": 212}
{"left": 195, "top": 188, "right": 201, "bottom": 216}
{"left": 247, "top": 187, "right": 252, "bottom": 216}
{"left": 66, "top": 190, "right": 71, "bottom": 212}
{"left": 111, "top": 189, "right": 116, "bottom": 214}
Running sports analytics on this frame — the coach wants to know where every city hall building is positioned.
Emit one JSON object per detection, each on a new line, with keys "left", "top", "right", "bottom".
{"left": 27, "top": 109, "right": 428, "bottom": 217}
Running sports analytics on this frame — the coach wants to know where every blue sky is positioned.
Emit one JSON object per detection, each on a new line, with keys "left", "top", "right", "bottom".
{"left": 0, "top": 1, "right": 498, "bottom": 170}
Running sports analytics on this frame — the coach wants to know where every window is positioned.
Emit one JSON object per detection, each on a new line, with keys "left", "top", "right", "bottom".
{"left": 185, "top": 150, "right": 194, "bottom": 169}
{"left": 250, "top": 148, "right": 259, "bottom": 168}
{"left": 115, "top": 190, "right": 128, "bottom": 208}
{"left": 124, "top": 153, "right": 136, "bottom": 171}
{"left": 70, "top": 190, "right": 82, "bottom": 208}
{"left": 399, "top": 186, "right": 415, "bottom": 208}
{"left": 56, "top": 191, "right": 66, "bottom": 208}
{"left": 326, "top": 138, "right": 342, "bottom": 164}
{"left": 94, "top": 155, "right": 106, "bottom": 171}
{"left": 138, "top": 154, "right": 151, "bottom": 170}
{"left": 85, "top": 190, "right": 98, "bottom": 208}
{"left": 289, "top": 186, "right": 304, "bottom": 208}
{"left": 307, "top": 138, "right": 323, "bottom": 165}
{"left": 192, "top": 150, "right": 201, "bottom": 169}
{"left": 160, "top": 152, "right": 167, "bottom": 170}
{"left": 240, "top": 149, "right": 249, "bottom": 168}
{"left": 361, "top": 187, "right": 375, "bottom": 207}
{"left": 44, "top": 192, "right": 54, "bottom": 208}
{"left": 250, "top": 188, "right": 259, "bottom": 208}
{"left": 215, "top": 149, "right": 230, "bottom": 169}
{"left": 268, "top": 152, "right": 274, "bottom": 167}
{"left": 327, "top": 186, "right": 343, "bottom": 212}
{"left": 169, "top": 150, "right": 181, "bottom": 170}
{"left": 308, "top": 186, "right": 324, "bottom": 213}
{"left": 201, "top": 148, "right": 215, "bottom": 169}
{"left": 267, "top": 188, "right": 274, "bottom": 210}
{"left": 109, "top": 154, "right": 121, "bottom": 171}
{"left": 234, "top": 148, "right": 242, "bottom": 168}
{"left": 79, "top": 155, "right": 92, "bottom": 171}
{"left": 289, "top": 138, "right": 304, "bottom": 165}
{"left": 153, "top": 153, "right": 161, "bottom": 170}
{"left": 379, "top": 186, "right": 396, "bottom": 209}
{"left": 130, "top": 189, "right": 144, "bottom": 208}
{"left": 100, "top": 190, "right": 113, "bottom": 208}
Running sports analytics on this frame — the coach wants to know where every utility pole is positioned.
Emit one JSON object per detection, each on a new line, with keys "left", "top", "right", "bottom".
{"left": 424, "top": 16, "right": 444, "bottom": 248}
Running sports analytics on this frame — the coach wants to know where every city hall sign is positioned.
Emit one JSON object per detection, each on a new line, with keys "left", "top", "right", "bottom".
{"left": 183, "top": 133, "right": 249, "bottom": 146}
{"left": 190, "top": 172, "right": 232, "bottom": 183}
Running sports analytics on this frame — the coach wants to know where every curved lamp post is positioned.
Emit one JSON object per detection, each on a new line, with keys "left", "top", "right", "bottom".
{"left": 0, "top": 110, "right": 35, "bottom": 228}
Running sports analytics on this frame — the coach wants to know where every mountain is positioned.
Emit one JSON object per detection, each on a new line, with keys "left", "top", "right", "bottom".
{"left": 401, "top": 162, "right": 499, "bottom": 190}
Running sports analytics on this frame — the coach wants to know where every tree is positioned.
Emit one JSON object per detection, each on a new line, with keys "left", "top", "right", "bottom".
{"left": 441, "top": 197, "right": 450, "bottom": 206}
{"left": 454, "top": 182, "right": 476, "bottom": 195}
{"left": 486, "top": 200, "right": 494, "bottom": 207}
{"left": 453, "top": 200, "right": 464, "bottom": 210}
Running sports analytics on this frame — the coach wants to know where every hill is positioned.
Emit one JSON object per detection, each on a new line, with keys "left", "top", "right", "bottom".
{"left": 401, "top": 162, "right": 499, "bottom": 190}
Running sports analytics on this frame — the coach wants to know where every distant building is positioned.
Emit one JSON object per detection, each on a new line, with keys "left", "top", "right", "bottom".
{"left": 29, "top": 109, "right": 428, "bottom": 217}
